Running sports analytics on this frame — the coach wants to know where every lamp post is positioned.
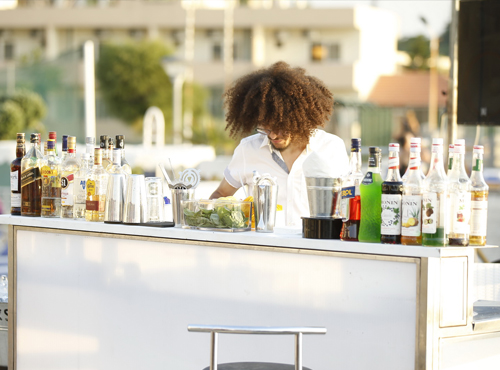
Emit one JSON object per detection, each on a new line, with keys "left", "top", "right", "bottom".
{"left": 420, "top": 16, "right": 439, "bottom": 135}
{"left": 162, "top": 56, "right": 185, "bottom": 146}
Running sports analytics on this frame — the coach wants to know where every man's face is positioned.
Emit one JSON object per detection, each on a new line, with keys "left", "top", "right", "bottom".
{"left": 256, "top": 126, "right": 291, "bottom": 151}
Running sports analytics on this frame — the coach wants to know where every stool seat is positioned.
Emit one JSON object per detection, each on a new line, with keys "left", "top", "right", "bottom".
{"left": 202, "top": 363, "right": 312, "bottom": 370}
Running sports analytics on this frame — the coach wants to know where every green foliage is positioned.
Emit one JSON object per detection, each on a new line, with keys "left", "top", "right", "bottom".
{"left": 0, "top": 89, "right": 47, "bottom": 140}
{"left": 398, "top": 35, "right": 431, "bottom": 70}
{"left": 18, "top": 48, "right": 63, "bottom": 97}
{"left": 439, "top": 22, "right": 451, "bottom": 57}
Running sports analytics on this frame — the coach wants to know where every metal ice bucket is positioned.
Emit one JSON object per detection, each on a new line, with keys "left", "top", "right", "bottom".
{"left": 305, "top": 177, "right": 342, "bottom": 218}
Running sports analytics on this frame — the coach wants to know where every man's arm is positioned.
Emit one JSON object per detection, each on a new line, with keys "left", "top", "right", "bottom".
{"left": 209, "top": 178, "right": 238, "bottom": 199}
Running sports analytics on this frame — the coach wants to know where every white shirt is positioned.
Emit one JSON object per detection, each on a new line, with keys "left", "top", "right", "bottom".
{"left": 224, "top": 130, "right": 349, "bottom": 227}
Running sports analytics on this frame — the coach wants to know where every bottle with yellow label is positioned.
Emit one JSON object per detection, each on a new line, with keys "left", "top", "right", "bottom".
{"left": 85, "top": 148, "right": 109, "bottom": 222}
{"left": 41, "top": 139, "right": 62, "bottom": 217}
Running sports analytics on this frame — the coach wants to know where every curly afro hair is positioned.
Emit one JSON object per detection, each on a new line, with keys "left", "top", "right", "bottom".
{"left": 223, "top": 61, "right": 334, "bottom": 146}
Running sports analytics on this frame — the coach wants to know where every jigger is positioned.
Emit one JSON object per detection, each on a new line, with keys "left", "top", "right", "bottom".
{"left": 123, "top": 174, "right": 147, "bottom": 224}
{"left": 104, "top": 174, "right": 127, "bottom": 223}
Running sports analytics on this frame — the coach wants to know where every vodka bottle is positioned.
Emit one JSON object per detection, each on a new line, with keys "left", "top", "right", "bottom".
{"left": 422, "top": 139, "right": 448, "bottom": 246}
{"left": 11, "top": 133, "right": 25, "bottom": 215}
{"left": 469, "top": 145, "right": 488, "bottom": 246}
{"left": 115, "top": 135, "right": 132, "bottom": 175}
{"left": 401, "top": 140, "right": 423, "bottom": 245}
{"left": 86, "top": 136, "right": 95, "bottom": 168}
{"left": 61, "top": 136, "right": 80, "bottom": 218}
{"left": 86, "top": 148, "right": 108, "bottom": 222}
{"left": 381, "top": 143, "right": 403, "bottom": 244}
{"left": 74, "top": 153, "right": 91, "bottom": 219}
{"left": 358, "top": 147, "right": 383, "bottom": 243}
{"left": 21, "top": 133, "right": 44, "bottom": 216}
{"left": 41, "top": 139, "right": 62, "bottom": 217}
{"left": 61, "top": 134, "right": 68, "bottom": 162}
{"left": 447, "top": 139, "right": 472, "bottom": 246}
{"left": 340, "top": 138, "right": 363, "bottom": 241}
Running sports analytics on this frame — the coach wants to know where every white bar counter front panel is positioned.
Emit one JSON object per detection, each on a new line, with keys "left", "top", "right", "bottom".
{"left": 15, "top": 229, "right": 418, "bottom": 370}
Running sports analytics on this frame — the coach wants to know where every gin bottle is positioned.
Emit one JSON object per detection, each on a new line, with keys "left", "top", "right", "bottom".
{"left": 469, "top": 145, "right": 488, "bottom": 246}
{"left": 447, "top": 140, "right": 472, "bottom": 246}
{"left": 422, "top": 138, "right": 448, "bottom": 246}
{"left": 11, "top": 133, "right": 25, "bottom": 215}
{"left": 115, "top": 135, "right": 132, "bottom": 175}
{"left": 41, "top": 139, "right": 62, "bottom": 217}
{"left": 381, "top": 143, "right": 403, "bottom": 244}
{"left": 340, "top": 138, "right": 363, "bottom": 241}
{"left": 401, "top": 140, "right": 423, "bottom": 245}
{"left": 61, "top": 136, "right": 80, "bottom": 218}
{"left": 74, "top": 153, "right": 91, "bottom": 219}
{"left": 86, "top": 148, "right": 108, "bottom": 222}
{"left": 21, "top": 133, "right": 44, "bottom": 217}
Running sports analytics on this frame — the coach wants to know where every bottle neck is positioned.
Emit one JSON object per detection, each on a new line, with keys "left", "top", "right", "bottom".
{"left": 470, "top": 152, "right": 484, "bottom": 180}
{"left": 386, "top": 150, "right": 401, "bottom": 181}
{"left": 428, "top": 150, "right": 445, "bottom": 175}
{"left": 349, "top": 150, "right": 362, "bottom": 172}
{"left": 448, "top": 152, "right": 454, "bottom": 171}
{"left": 16, "top": 143, "right": 25, "bottom": 158}
{"left": 408, "top": 150, "right": 421, "bottom": 170}
{"left": 451, "top": 151, "right": 467, "bottom": 174}
{"left": 367, "top": 153, "right": 381, "bottom": 173}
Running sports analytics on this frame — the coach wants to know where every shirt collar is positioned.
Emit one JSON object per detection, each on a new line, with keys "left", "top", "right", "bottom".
{"left": 259, "top": 131, "right": 315, "bottom": 154}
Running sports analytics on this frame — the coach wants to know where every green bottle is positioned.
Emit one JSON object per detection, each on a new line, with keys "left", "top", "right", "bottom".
{"left": 358, "top": 146, "right": 383, "bottom": 243}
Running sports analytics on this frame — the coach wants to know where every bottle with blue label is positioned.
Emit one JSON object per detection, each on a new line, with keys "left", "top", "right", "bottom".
{"left": 74, "top": 152, "right": 91, "bottom": 219}
{"left": 341, "top": 138, "right": 364, "bottom": 241}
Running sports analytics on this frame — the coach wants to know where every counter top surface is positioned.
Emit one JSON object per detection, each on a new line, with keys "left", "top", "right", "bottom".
{"left": 0, "top": 215, "right": 494, "bottom": 258}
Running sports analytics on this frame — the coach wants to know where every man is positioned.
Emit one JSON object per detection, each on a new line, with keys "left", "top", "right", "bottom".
{"left": 210, "top": 61, "right": 349, "bottom": 227}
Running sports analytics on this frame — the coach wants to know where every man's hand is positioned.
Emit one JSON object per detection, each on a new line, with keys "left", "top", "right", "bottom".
{"left": 210, "top": 178, "right": 238, "bottom": 199}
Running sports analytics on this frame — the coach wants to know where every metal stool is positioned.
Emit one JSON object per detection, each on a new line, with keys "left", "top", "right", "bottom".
{"left": 187, "top": 324, "right": 327, "bottom": 370}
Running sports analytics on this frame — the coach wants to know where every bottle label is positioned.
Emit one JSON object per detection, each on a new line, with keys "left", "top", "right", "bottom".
{"left": 401, "top": 195, "right": 421, "bottom": 236}
{"left": 381, "top": 194, "right": 401, "bottom": 235}
{"left": 422, "top": 193, "right": 438, "bottom": 234}
{"left": 87, "top": 180, "right": 96, "bottom": 197}
{"left": 21, "top": 167, "right": 41, "bottom": 188}
{"left": 61, "top": 174, "right": 75, "bottom": 206}
{"left": 450, "top": 192, "right": 471, "bottom": 234}
{"left": 76, "top": 178, "right": 86, "bottom": 199}
{"left": 86, "top": 200, "right": 99, "bottom": 211}
{"left": 408, "top": 158, "right": 420, "bottom": 169}
{"left": 41, "top": 166, "right": 57, "bottom": 178}
{"left": 388, "top": 157, "right": 399, "bottom": 170}
{"left": 341, "top": 186, "right": 355, "bottom": 221}
{"left": 10, "top": 171, "right": 19, "bottom": 192}
{"left": 473, "top": 159, "right": 483, "bottom": 172}
{"left": 362, "top": 172, "right": 373, "bottom": 185}
{"left": 470, "top": 200, "right": 487, "bottom": 236}
{"left": 11, "top": 193, "right": 21, "bottom": 207}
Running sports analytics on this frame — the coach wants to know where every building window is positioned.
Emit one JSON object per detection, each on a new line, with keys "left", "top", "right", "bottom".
{"left": 4, "top": 43, "right": 14, "bottom": 60}
{"left": 213, "top": 43, "right": 222, "bottom": 61}
{"left": 311, "top": 42, "right": 341, "bottom": 62}
{"left": 234, "top": 29, "right": 252, "bottom": 61}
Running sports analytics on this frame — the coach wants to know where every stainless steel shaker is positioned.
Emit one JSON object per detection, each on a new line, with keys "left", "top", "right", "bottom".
{"left": 123, "top": 174, "right": 147, "bottom": 223}
{"left": 104, "top": 173, "right": 127, "bottom": 223}
{"left": 254, "top": 174, "right": 278, "bottom": 232}
{"left": 171, "top": 188, "right": 195, "bottom": 227}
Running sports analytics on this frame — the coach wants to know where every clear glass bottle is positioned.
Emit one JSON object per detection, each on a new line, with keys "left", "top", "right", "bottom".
{"left": 107, "top": 148, "right": 128, "bottom": 175}
{"left": 74, "top": 152, "right": 91, "bottom": 220}
{"left": 447, "top": 139, "right": 472, "bottom": 246}
{"left": 99, "top": 135, "right": 111, "bottom": 170}
{"left": 115, "top": 134, "right": 132, "bottom": 175}
{"left": 340, "top": 138, "right": 363, "bottom": 241}
{"left": 447, "top": 144, "right": 454, "bottom": 175}
{"left": 41, "top": 139, "right": 62, "bottom": 218}
{"left": 401, "top": 140, "right": 423, "bottom": 245}
{"left": 86, "top": 136, "right": 95, "bottom": 168}
{"left": 61, "top": 136, "right": 80, "bottom": 218}
{"left": 381, "top": 143, "right": 403, "bottom": 244}
{"left": 61, "top": 134, "right": 68, "bottom": 162}
{"left": 21, "top": 133, "right": 44, "bottom": 217}
{"left": 402, "top": 137, "right": 425, "bottom": 182}
{"left": 86, "top": 148, "right": 108, "bottom": 222}
{"left": 11, "top": 133, "right": 26, "bottom": 215}
{"left": 48, "top": 131, "right": 57, "bottom": 155}
{"left": 469, "top": 145, "right": 488, "bottom": 246}
{"left": 422, "top": 138, "right": 448, "bottom": 246}
{"left": 358, "top": 146, "right": 383, "bottom": 243}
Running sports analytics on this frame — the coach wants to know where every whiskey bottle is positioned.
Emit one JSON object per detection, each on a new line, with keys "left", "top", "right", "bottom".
{"left": 74, "top": 153, "right": 91, "bottom": 219}
{"left": 381, "top": 143, "right": 403, "bottom": 244}
{"left": 21, "top": 133, "right": 44, "bottom": 216}
{"left": 41, "top": 139, "right": 62, "bottom": 217}
{"left": 469, "top": 145, "right": 488, "bottom": 246}
{"left": 447, "top": 139, "right": 471, "bottom": 246}
{"left": 115, "top": 135, "right": 132, "bottom": 175}
{"left": 61, "top": 136, "right": 80, "bottom": 218}
{"left": 11, "top": 133, "right": 25, "bottom": 215}
{"left": 86, "top": 148, "right": 109, "bottom": 222}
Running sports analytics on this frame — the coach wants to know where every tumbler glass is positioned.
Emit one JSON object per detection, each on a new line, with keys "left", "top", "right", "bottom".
{"left": 145, "top": 177, "right": 164, "bottom": 223}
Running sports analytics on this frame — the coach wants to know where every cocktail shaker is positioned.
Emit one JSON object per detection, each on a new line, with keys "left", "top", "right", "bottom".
{"left": 254, "top": 174, "right": 278, "bottom": 233}
{"left": 104, "top": 173, "right": 127, "bottom": 223}
{"left": 123, "top": 174, "right": 147, "bottom": 223}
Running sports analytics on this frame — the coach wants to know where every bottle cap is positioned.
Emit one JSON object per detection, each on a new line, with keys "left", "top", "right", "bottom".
{"left": 116, "top": 135, "right": 125, "bottom": 149}
{"left": 94, "top": 148, "right": 102, "bottom": 161}
{"left": 388, "top": 143, "right": 400, "bottom": 152}
{"left": 454, "top": 139, "right": 465, "bottom": 154}
{"left": 369, "top": 146, "right": 381, "bottom": 154}
{"left": 432, "top": 138, "right": 443, "bottom": 145}
{"left": 67, "top": 136, "right": 76, "bottom": 150}
{"left": 62, "top": 135, "right": 69, "bottom": 151}
{"left": 410, "top": 142, "right": 421, "bottom": 152}
{"left": 47, "top": 139, "right": 55, "bottom": 150}
{"left": 48, "top": 131, "right": 57, "bottom": 141}
{"left": 86, "top": 136, "right": 95, "bottom": 145}
{"left": 351, "top": 138, "right": 361, "bottom": 147}
{"left": 99, "top": 135, "right": 108, "bottom": 149}
{"left": 449, "top": 144, "right": 454, "bottom": 151}
{"left": 30, "top": 133, "right": 38, "bottom": 143}
{"left": 410, "top": 137, "right": 421, "bottom": 144}
{"left": 107, "top": 137, "right": 114, "bottom": 149}
{"left": 16, "top": 133, "right": 25, "bottom": 142}
{"left": 473, "top": 145, "right": 484, "bottom": 154}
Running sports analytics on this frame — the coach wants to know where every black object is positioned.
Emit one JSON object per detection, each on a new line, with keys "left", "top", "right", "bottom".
{"left": 458, "top": 0, "right": 500, "bottom": 125}
{"left": 105, "top": 221, "right": 175, "bottom": 227}
{"left": 202, "top": 363, "right": 311, "bottom": 370}
{"left": 302, "top": 217, "right": 342, "bottom": 239}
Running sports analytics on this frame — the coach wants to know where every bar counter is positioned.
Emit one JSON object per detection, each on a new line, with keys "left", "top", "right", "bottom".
{"left": 1, "top": 215, "right": 499, "bottom": 370}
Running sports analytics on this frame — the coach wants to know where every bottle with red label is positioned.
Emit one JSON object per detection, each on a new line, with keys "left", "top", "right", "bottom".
{"left": 11, "top": 133, "right": 26, "bottom": 215}
{"left": 469, "top": 145, "right": 488, "bottom": 246}
{"left": 41, "top": 139, "right": 62, "bottom": 218}
{"left": 402, "top": 137, "right": 425, "bottom": 182}
{"left": 447, "top": 139, "right": 472, "bottom": 246}
{"left": 381, "top": 143, "right": 403, "bottom": 244}
{"left": 340, "top": 138, "right": 363, "bottom": 241}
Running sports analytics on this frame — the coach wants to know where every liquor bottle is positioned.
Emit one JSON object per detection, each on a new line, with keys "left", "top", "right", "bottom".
{"left": 469, "top": 145, "right": 488, "bottom": 246}
{"left": 402, "top": 137, "right": 425, "bottom": 181}
{"left": 422, "top": 138, "right": 448, "bottom": 246}
{"left": 43, "top": 141, "right": 48, "bottom": 156}
{"left": 11, "top": 133, "right": 26, "bottom": 215}
{"left": 381, "top": 143, "right": 403, "bottom": 244}
{"left": 48, "top": 131, "right": 57, "bottom": 155}
{"left": 41, "top": 139, "right": 62, "bottom": 217}
{"left": 61, "top": 136, "right": 80, "bottom": 218}
{"left": 358, "top": 146, "right": 383, "bottom": 243}
{"left": 61, "top": 135, "right": 69, "bottom": 162}
{"left": 115, "top": 135, "right": 132, "bottom": 175}
{"left": 21, "top": 133, "right": 44, "bottom": 217}
{"left": 401, "top": 140, "right": 423, "bottom": 245}
{"left": 340, "top": 138, "right": 363, "bottom": 241}
{"left": 86, "top": 148, "right": 108, "bottom": 222}
{"left": 108, "top": 148, "right": 128, "bottom": 175}
{"left": 100, "top": 135, "right": 112, "bottom": 170}
{"left": 74, "top": 152, "right": 91, "bottom": 219}
{"left": 86, "top": 136, "right": 95, "bottom": 168}
{"left": 447, "top": 144, "right": 454, "bottom": 174}
{"left": 447, "top": 139, "right": 472, "bottom": 246}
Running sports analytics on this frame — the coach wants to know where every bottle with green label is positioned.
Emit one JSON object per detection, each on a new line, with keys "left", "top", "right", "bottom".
{"left": 469, "top": 145, "right": 488, "bottom": 246}
{"left": 358, "top": 146, "right": 383, "bottom": 243}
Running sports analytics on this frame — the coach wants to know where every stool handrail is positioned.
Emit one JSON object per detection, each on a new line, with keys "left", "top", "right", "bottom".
{"left": 187, "top": 325, "right": 327, "bottom": 335}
